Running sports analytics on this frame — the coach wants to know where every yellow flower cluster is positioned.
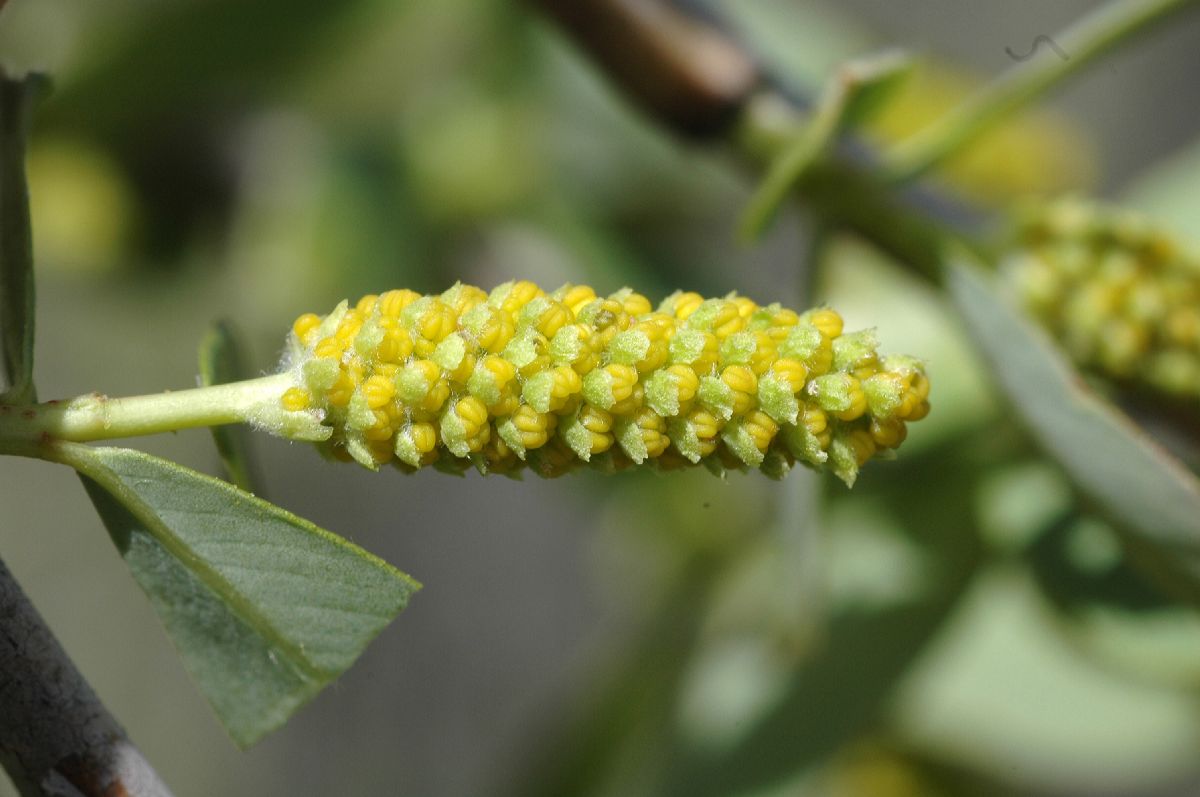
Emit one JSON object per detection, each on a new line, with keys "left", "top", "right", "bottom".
{"left": 280, "top": 282, "right": 930, "bottom": 484}
{"left": 1005, "top": 198, "right": 1200, "bottom": 399}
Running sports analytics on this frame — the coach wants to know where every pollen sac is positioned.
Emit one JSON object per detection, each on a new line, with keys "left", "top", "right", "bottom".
{"left": 278, "top": 282, "right": 931, "bottom": 484}
{"left": 1005, "top": 197, "right": 1200, "bottom": 401}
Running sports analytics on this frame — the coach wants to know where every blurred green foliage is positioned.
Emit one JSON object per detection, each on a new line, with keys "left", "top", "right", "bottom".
{"left": 4, "top": 1, "right": 1200, "bottom": 796}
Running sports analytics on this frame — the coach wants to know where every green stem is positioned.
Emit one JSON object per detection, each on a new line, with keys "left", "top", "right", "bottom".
{"left": 733, "top": 94, "right": 968, "bottom": 284}
{"left": 737, "top": 94, "right": 845, "bottom": 243}
{"left": 0, "top": 373, "right": 294, "bottom": 452}
{"left": 884, "top": 0, "right": 1199, "bottom": 182}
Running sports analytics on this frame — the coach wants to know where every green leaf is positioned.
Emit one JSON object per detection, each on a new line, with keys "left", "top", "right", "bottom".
{"left": 739, "top": 50, "right": 911, "bottom": 241}
{"left": 42, "top": 0, "right": 373, "bottom": 139}
{"left": 198, "top": 320, "right": 263, "bottom": 494}
{"left": 1121, "top": 134, "right": 1200, "bottom": 247}
{"left": 1026, "top": 513, "right": 1172, "bottom": 615}
{"left": 0, "top": 73, "right": 48, "bottom": 405}
{"left": 662, "top": 430, "right": 985, "bottom": 797}
{"left": 66, "top": 444, "right": 419, "bottom": 747}
{"left": 947, "top": 255, "right": 1200, "bottom": 604}
{"left": 663, "top": 598, "right": 967, "bottom": 797}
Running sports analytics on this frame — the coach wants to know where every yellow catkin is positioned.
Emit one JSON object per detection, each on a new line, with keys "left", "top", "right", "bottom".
{"left": 512, "top": 405, "right": 556, "bottom": 450}
{"left": 622, "top": 294, "right": 651, "bottom": 317}
{"left": 559, "top": 284, "right": 597, "bottom": 315}
{"left": 711, "top": 303, "right": 743, "bottom": 339}
{"left": 479, "top": 355, "right": 516, "bottom": 389}
{"left": 748, "top": 331, "right": 778, "bottom": 376}
{"left": 314, "top": 336, "right": 343, "bottom": 360}
{"left": 326, "top": 373, "right": 356, "bottom": 408}
{"left": 280, "top": 387, "right": 311, "bottom": 411}
{"left": 743, "top": 411, "right": 779, "bottom": 454}
{"left": 497, "top": 280, "right": 543, "bottom": 314}
{"left": 1007, "top": 197, "right": 1200, "bottom": 401}
{"left": 833, "top": 377, "right": 868, "bottom": 422}
{"left": 488, "top": 389, "right": 520, "bottom": 418}
{"left": 870, "top": 417, "right": 908, "bottom": 449}
{"left": 668, "top": 291, "right": 704, "bottom": 321}
{"left": 578, "top": 405, "right": 615, "bottom": 454}
{"left": 721, "top": 365, "right": 758, "bottom": 416}
{"left": 334, "top": 310, "right": 364, "bottom": 343}
{"left": 666, "top": 364, "right": 699, "bottom": 407}
{"left": 292, "top": 313, "right": 322, "bottom": 345}
{"left": 635, "top": 408, "right": 670, "bottom": 459}
{"left": 379, "top": 289, "right": 421, "bottom": 318}
{"left": 280, "top": 282, "right": 931, "bottom": 483}
{"left": 609, "top": 383, "right": 644, "bottom": 418}
{"left": 446, "top": 352, "right": 477, "bottom": 386}
{"left": 845, "top": 428, "right": 877, "bottom": 466}
{"left": 536, "top": 300, "right": 573, "bottom": 340}
{"left": 444, "top": 284, "right": 488, "bottom": 315}
{"left": 377, "top": 324, "right": 414, "bottom": 364}
{"left": 604, "top": 363, "right": 639, "bottom": 407}
{"left": 805, "top": 308, "right": 844, "bottom": 340}
{"left": 362, "top": 375, "right": 395, "bottom": 409}
{"left": 771, "top": 359, "right": 808, "bottom": 394}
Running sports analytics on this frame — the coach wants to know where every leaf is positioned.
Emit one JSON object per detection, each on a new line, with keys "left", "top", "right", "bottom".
{"left": 0, "top": 73, "right": 48, "bottom": 405}
{"left": 832, "top": 51, "right": 914, "bottom": 132}
{"left": 947, "top": 255, "right": 1200, "bottom": 604}
{"left": 198, "top": 320, "right": 263, "bottom": 494}
{"left": 42, "top": 0, "right": 373, "bottom": 139}
{"left": 1026, "top": 512, "right": 1172, "bottom": 615}
{"left": 663, "top": 598, "right": 966, "bottom": 797}
{"left": 662, "top": 440, "right": 984, "bottom": 797}
{"left": 1121, "top": 136, "right": 1200, "bottom": 247}
{"left": 66, "top": 444, "right": 419, "bottom": 747}
{"left": 739, "top": 50, "right": 911, "bottom": 241}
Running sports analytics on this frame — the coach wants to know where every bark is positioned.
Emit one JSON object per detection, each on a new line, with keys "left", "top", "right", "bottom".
{"left": 0, "top": 558, "right": 172, "bottom": 797}
{"left": 529, "top": 0, "right": 759, "bottom": 137}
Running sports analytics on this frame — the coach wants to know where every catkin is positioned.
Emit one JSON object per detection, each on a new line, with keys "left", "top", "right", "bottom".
{"left": 1005, "top": 197, "right": 1200, "bottom": 400}
{"left": 279, "top": 282, "right": 931, "bottom": 485}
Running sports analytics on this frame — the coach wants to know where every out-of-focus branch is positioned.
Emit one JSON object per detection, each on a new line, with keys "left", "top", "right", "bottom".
{"left": 732, "top": 93, "right": 964, "bottom": 282}
{"left": 528, "top": 0, "right": 978, "bottom": 280}
{"left": 529, "top": 0, "right": 1194, "bottom": 283}
{"left": 528, "top": 0, "right": 759, "bottom": 137}
{"left": 0, "top": 557, "right": 172, "bottom": 797}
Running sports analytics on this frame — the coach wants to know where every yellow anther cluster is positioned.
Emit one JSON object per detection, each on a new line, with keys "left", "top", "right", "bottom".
{"left": 280, "top": 282, "right": 930, "bottom": 484}
{"left": 1005, "top": 198, "right": 1200, "bottom": 400}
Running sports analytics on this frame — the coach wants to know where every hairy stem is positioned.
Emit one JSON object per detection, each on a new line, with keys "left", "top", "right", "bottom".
{"left": 0, "top": 373, "right": 294, "bottom": 451}
{"left": 0, "top": 556, "right": 173, "bottom": 796}
{"left": 884, "top": 0, "right": 1200, "bottom": 181}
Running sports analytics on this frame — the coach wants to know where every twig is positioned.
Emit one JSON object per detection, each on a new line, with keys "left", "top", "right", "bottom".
{"left": 530, "top": 0, "right": 980, "bottom": 279}
{"left": 527, "top": 0, "right": 759, "bottom": 137}
{"left": 532, "top": 0, "right": 1194, "bottom": 281}
{"left": 0, "top": 374, "right": 299, "bottom": 447}
{"left": 0, "top": 557, "right": 173, "bottom": 796}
